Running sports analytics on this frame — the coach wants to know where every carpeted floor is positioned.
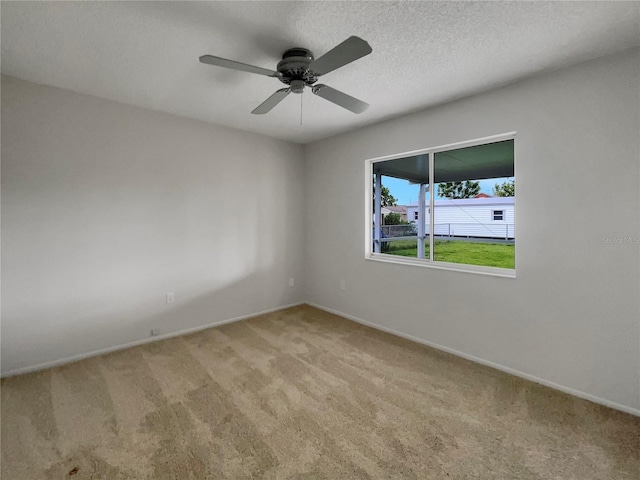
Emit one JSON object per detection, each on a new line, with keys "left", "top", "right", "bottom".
{"left": 1, "top": 305, "right": 638, "bottom": 479}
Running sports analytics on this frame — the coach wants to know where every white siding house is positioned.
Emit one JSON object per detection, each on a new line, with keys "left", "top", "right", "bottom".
{"left": 407, "top": 197, "right": 515, "bottom": 239}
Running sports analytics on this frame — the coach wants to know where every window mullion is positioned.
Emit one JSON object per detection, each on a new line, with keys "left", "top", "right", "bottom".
{"left": 429, "top": 152, "right": 434, "bottom": 261}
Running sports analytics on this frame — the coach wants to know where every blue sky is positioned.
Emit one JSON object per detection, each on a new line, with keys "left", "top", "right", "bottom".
{"left": 383, "top": 176, "right": 512, "bottom": 204}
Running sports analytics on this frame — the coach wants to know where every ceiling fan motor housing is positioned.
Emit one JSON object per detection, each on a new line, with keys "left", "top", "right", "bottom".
{"left": 277, "top": 48, "right": 318, "bottom": 87}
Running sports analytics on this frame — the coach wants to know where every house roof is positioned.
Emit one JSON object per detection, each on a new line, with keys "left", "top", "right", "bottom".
{"left": 381, "top": 205, "right": 407, "bottom": 214}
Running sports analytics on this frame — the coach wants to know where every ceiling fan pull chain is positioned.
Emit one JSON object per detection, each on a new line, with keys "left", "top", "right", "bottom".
{"left": 300, "top": 91, "right": 303, "bottom": 126}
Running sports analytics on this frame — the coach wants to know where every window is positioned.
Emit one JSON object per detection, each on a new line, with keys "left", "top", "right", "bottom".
{"left": 368, "top": 133, "right": 515, "bottom": 276}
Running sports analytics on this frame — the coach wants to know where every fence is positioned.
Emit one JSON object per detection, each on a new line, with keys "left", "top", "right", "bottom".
{"left": 379, "top": 223, "right": 514, "bottom": 242}
{"left": 380, "top": 224, "right": 417, "bottom": 239}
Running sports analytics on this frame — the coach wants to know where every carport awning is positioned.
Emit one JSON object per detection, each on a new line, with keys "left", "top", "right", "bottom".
{"left": 374, "top": 139, "right": 514, "bottom": 184}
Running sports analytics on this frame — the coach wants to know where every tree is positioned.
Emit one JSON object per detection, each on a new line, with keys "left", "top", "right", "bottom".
{"left": 437, "top": 181, "right": 480, "bottom": 199}
{"left": 380, "top": 186, "right": 397, "bottom": 207}
{"left": 372, "top": 181, "right": 398, "bottom": 211}
{"left": 493, "top": 179, "right": 515, "bottom": 197}
{"left": 383, "top": 212, "right": 402, "bottom": 225}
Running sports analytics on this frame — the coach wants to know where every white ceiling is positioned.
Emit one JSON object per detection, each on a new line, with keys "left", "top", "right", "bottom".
{"left": 2, "top": 1, "right": 639, "bottom": 144}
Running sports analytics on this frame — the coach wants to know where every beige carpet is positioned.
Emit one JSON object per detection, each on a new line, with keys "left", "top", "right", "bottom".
{"left": 1, "top": 305, "right": 638, "bottom": 479}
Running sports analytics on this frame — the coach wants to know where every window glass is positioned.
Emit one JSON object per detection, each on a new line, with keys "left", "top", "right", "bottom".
{"left": 370, "top": 137, "right": 515, "bottom": 271}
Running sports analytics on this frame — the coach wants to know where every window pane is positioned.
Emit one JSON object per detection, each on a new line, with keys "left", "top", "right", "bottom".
{"left": 433, "top": 140, "right": 514, "bottom": 269}
{"left": 372, "top": 175, "right": 419, "bottom": 257}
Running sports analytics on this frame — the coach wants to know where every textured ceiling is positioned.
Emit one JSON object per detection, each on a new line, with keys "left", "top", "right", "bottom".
{"left": 2, "top": 1, "right": 639, "bottom": 144}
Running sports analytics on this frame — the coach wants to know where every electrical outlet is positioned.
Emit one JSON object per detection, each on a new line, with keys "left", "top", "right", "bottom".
{"left": 289, "top": 277, "right": 295, "bottom": 287}
{"left": 166, "top": 292, "right": 175, "bottom": 304}
{"left": 150, "top": 328, "right": 160, "bottom": 337}
{"left": 340, "top": 280, "right": 346, "bottom": 291}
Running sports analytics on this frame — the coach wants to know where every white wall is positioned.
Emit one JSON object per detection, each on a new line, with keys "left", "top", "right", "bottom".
{"left": 1, "top": 76, "right": 305, "bottom": 375}
{"left": 304, "top": 49, "right": 640, "bottom": 412}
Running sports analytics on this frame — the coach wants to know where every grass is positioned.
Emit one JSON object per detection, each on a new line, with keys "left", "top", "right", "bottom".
{"left": 384, "top": 239, "right": 515, "bottom": 269}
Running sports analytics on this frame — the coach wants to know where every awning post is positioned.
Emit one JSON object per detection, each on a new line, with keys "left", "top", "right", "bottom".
{"left": 417, "top": 183, "right": 426, "bottom": 259}
{"left": 374, "top": 172, "right": 382, "bottom": 253}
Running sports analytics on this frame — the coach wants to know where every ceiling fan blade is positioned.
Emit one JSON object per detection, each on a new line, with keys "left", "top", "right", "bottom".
{"left": 199, "top": 55, "right": 279, "bottom": 77}
{"left": 312, "top": 85, "right": 369, "bottom": 114}
{"left": 251, "top": 88, "right": 291, "bottom": 114}
{"left": 309, "top": 36, "right": 372, "bottom": 76}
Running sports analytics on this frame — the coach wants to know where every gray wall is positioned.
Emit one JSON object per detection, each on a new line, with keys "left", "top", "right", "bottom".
{"left": 304, "top": 49, "right": 640, "bottom": 412}
{"left": 1, "top": 76, "right": 305, "bottom": 374}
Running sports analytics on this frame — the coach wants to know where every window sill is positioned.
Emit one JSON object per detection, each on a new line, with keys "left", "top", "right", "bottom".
{"left": 366, "top": 253, "right": 516, "bottom": 278}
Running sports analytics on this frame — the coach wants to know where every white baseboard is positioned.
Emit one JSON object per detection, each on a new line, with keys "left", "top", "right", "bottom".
{"left": 1, "top": 302, "right": 304, "bottom": 378}
{"left": 306, "top": 302, "right": 640, "bottom": 418}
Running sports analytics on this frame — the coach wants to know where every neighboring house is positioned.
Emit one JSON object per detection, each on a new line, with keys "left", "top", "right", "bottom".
{"left": 381, "top": 205, "right": 408, "bottom": 222}
{"left": 406, "top": 197, "right": 515, "bottom": 239}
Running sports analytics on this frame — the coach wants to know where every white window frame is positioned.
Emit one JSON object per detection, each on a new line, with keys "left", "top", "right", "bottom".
{"left": 365, "top": 132, "right": 516, "bottom": 278}
{"left": 492, "top": 210, "right": 505, "bottom": 221}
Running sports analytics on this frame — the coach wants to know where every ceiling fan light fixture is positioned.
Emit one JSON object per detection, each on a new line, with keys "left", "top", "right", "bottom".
{"left": 290, "top": 79, "right": 306, "bottom": 94}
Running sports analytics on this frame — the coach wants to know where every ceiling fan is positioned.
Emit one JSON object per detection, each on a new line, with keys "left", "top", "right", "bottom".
{"left": 199, "top": 36, "right": 372, "bottom": 115}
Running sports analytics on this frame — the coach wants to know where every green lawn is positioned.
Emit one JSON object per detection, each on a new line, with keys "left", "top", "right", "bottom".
{"left": 384, "top": 239, "right": 515, "bottom": 269}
